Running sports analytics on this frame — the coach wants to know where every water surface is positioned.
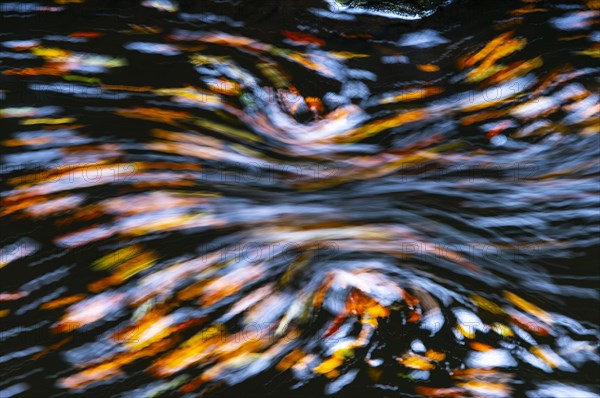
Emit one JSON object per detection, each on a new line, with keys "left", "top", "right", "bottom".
{"left": 1, "top": 1, "right": 599, "bottom": 397}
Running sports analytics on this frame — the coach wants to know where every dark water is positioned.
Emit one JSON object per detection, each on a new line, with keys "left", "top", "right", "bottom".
{"left": 1, "top": 1, "right": 599, "bottom": 397}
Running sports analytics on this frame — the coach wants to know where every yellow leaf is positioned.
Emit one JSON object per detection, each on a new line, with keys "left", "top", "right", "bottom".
{"left": 470, "top": 294, "right": 505, "bottom": 315}
{"left": 530, "top": 346, "right": 559, "bottom": 369}
{"left": 21, "top": 118, "right": 76, "bottom": 125}
{"left": 457, "top": 323, "right": 476, "bottom": 339}
{"left": 503, "top": 291, "right": 553, "bottom": 325}
{"left": 313, "top": 357, "right": 344, "bottom": 375}
{"left": 462, "top": 31, "right": 514, "bottom": 68}
{"left": 417, "top": 64, "right": 440, "bottom": 72}
{"left": 379, "top": 87, "right": 443, "bottom": 104}
{"left": 400, "top": 355, "right": 435, "bottom": 370}
{"left": 458, "top": 380, "right": 511, "bottom": 396}
{"left": 425, "top": 350, "right": 446, "bottom": 362}
{"left": 335, "top": 110, "right": 427, "bottom": 143}
{"left": 331, "top": 51, "right": 370, "bottom": 59}
{"left": 492, "top": 322, "right": 514, "bottom": 337}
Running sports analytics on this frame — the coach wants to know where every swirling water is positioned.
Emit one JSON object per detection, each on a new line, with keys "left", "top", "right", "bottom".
{"left": 1, "top": 1, "right": 599, "bottom": 397}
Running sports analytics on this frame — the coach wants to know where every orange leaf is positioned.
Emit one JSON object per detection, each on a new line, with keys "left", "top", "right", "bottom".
{"left": 283, "top": 31, "right": 325, "bottom": 46}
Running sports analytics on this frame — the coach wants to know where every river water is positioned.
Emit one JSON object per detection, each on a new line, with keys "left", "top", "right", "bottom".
{"left": 1, "top": 1, "right": 599, "bottom": 397}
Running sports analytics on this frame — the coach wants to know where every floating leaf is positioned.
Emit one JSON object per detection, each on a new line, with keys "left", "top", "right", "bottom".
{"left": 504, "top": 291, "right": 553, "bottom": 325}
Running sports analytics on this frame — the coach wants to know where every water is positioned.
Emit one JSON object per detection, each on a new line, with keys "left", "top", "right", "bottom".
{"left": 1, "top": 1, "right": 599, "bottom": 397}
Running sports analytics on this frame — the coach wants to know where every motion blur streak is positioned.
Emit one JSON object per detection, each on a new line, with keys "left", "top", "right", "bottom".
{"left": 1, "top": 1, "right": 599, "bottom": 397}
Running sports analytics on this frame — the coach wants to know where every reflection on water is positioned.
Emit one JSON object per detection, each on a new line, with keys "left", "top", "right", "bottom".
{"left": 1, "top": 0, "right": 599, "bottom": 397}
